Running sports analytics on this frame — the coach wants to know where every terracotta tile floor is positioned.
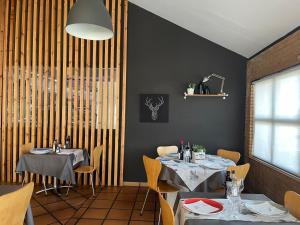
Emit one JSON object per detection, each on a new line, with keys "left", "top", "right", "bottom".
{"left": 30, "top": 185, "right": 160, "bottom": 225}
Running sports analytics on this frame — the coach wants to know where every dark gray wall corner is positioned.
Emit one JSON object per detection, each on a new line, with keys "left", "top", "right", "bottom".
{"left": 124, "top": 3, "right": 247, "bottom": 182}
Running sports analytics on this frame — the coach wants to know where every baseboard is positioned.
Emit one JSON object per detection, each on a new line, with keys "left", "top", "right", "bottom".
{"left": 123, "top": 181, "right": 147, "bottom": 187}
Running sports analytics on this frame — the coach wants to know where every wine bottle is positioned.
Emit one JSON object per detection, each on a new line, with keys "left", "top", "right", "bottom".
{"left": 179, "top": 140, "right": 184, "bottom": 160}
{"left": 225, "top": 170, "right": 232, "bottom": 198}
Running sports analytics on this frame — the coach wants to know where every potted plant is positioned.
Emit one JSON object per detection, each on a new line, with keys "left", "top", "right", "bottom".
{"left": 192, "top": 145, "right": 206, "bottom": 161}
{"left": 187, "top": 83, "right": 196, "bottom": 95}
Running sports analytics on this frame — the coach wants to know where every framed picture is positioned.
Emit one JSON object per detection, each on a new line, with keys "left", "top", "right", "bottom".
{"left": 140, "top": 94, "right": 169, "bottom": 123}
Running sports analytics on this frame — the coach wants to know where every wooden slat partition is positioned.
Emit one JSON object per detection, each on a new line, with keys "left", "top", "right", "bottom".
{"left": 0, "top": 0, "right": 128, "bottom": 186}
{"left": 1, "top": 0, "right": 9, "bottom": 182}
{"left": 12, "top": 0, "right": 21, "bottom": 183}
{"left": 0, "top": 0, "right": 5, "bottom": 181}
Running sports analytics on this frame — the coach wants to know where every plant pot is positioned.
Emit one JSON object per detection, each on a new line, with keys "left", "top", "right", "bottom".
{"left": 187, "top": 88, "right": 194, "bottom": 95}
{"left": 192, "top": 151, "right": 205, "bottom": 160}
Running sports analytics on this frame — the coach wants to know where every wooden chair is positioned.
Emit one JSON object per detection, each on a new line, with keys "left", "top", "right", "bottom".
{"left": 67, "top": 146, "right": 102, "bottom": 196}
{"left": 158, "top": 190, "right": 175, "bottom": 225}
{"left": 227, "top": 163, "right": 250, "bottom": 180}
{"left": 0, "top": 182, "right": 34, "bottom": 225}
{"left": 20, "top": 143, "right": 49, "bottom": 195}
{"left": 215, "top": 163, "right": 250, "bottom": 193}
{"left": 217, "top": 149, "right": 241, "bottom": 164}
{"left": 157, "top": 146, "right": 178, "bottom": 157}
{"left": 141, "top": 155, "right": 179, "bottom": 224}
{"left": 284, "top": 191, "right": 300, "bottom": 219}
{"left": 20, "top": 143, "right": 34, "bottom": 186}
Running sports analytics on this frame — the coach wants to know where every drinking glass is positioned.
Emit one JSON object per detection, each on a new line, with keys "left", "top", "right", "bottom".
{"left": 226, "top": 182, "right": 241, "bottom": 219}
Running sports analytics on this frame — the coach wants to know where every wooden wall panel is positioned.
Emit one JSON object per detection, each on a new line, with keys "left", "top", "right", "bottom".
{"left": 0, "top": 0, "right": 128, "bottom": 186}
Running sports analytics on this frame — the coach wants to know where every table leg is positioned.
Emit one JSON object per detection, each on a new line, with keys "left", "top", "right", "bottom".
{"left": 203, "top": 180, "right": 208, "bottom": 193}
{"left": 26, "top": 204, "right": 34, "bottom": 225}
{"left": 35, "top": 177, "right": 73, "bottom": 196}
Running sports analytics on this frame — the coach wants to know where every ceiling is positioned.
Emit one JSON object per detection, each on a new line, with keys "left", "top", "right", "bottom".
{"left": 128, "top": 0, "right": 300, "bottom": 58}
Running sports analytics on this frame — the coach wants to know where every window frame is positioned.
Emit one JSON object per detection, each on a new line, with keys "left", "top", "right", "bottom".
{"left": 250, "top": 65, "right": 300, "bottom": 178}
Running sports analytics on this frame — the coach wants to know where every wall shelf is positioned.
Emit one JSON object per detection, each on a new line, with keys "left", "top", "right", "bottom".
{"left": 184, "top": 92, "right": 229, "bottom": 100}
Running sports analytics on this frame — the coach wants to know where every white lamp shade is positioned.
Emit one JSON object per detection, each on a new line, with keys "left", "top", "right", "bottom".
{"left": 66, "top": 0, "right": 113, "bottom": 40}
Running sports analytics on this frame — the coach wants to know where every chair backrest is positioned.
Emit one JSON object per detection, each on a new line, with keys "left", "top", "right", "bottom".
{"left": 217, "top": 149, "right": 241, "bottom": 164}
{"left": 157, "top": 146, "right": 178, "bottom": 157}
{"left": 284, "top": 191, "right": 300, "bottom": 219}
{"left": 158, "top": 191, "right": 175, "bottom": 225}
{"left": 227, "top": 163, "right": 250, "bottom": 180}
{"left": 143, "top": 155, "right": 162, "bottom": 191}
{"left": 92, "top": 146, "right": 103, "bottom": 172}
{"left": 20, "top": 143, "right": 34, "bottom": 156}
{"left": 0, "top": 182, "right": 34, "bottom": 225}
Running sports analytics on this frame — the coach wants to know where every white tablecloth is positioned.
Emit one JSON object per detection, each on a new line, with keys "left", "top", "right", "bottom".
{"left": 158, "top": 154, "right": 235, "bottom": 191}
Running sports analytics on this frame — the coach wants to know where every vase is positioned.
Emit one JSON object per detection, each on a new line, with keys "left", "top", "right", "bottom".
{"left": 187, "top": 88, "right": 194, "bottom": 95}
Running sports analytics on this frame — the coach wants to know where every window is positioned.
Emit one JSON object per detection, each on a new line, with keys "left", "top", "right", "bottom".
{"left": 252, "top": 65, "right": 300, "bottom": 177}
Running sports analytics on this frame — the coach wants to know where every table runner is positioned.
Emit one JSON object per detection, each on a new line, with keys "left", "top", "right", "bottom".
{"left": 178, "top": 199, "right": 298, "bottom": 225}
{"left": 174, "top": 192, "right": 300, "bottom": 225}
{"left": 57, "top": 149, "right": 84, "bottom": 165}
{"left": 16, "top": 149, "right": 89, "bottom": 184}
{"left": 159, "top": 155, "right": 235, "bottom": 191}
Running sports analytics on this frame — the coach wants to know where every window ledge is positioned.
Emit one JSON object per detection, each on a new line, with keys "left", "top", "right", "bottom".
{"left": 248, "top": 155, "right": 300, "bottom": 183}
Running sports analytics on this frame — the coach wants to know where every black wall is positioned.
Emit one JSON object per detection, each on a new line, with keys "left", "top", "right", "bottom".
{"left": 124, "top": 3, "right": 247, "bottom": 182}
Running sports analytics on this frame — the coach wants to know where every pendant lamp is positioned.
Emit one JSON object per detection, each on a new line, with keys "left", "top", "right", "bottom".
{"left": 66, "top": 0, "right": 113, "bottom": 40}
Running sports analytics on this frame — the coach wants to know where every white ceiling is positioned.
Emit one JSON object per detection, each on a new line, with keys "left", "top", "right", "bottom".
{"left": 128, "top": 0, "right": 300, "bottom": 58}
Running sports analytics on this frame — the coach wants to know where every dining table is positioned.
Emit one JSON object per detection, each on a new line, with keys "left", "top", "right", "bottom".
{"left": 158, "top": 154, "right": 235, "bottom": 192}
{"left": 174, "top": 192, "right": 299, "bottom": 225}
{"left": 0, "top": 184, "right": 34, "bottom": 225}
{"left": 16, "top": 148, "right": 89, "bottom": 194}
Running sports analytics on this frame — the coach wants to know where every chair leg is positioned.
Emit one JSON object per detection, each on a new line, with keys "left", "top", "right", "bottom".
{"left": 157, "top": 207, "right": 162, "bottom": 225}
{"left": 91, "top": 173, "right": 95, "bottom": 196}
{"left": 66, "top": 181, "right": 71, "bottom": 196}
{"left": 21, "top": 174, "right": 25, "bottom": 186}
{"left": 96, "top": 170, "right": 102, "bottom": 192}
{"left": 140, "top": 188, "right": 150, "bottom": 215}
{"left": 42, "top": 176, "right": 48, "bottom": 195}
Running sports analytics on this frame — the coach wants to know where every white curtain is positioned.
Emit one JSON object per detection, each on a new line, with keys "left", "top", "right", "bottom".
{"left": 253, "top": 65, "right": 300, "bottom": 176}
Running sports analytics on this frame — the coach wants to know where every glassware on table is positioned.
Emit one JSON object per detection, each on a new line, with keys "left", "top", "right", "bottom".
{"left": 226, "top": 180, "right": 242, "bottom": 219}
{"left": 183, "top": 149, "right": 191, "bottom": 163}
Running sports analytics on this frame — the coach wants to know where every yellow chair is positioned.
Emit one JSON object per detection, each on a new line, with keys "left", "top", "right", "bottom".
{"left": 158, "top": 190, "right": 175, "bottom": 225}
{"left": 157, "top": 146, "right": 178, "bottom": 157}
{"left": 284, "top": 191, "right": 300, "bottom": 219}
{"left": 227, "top": 163, "right": 250, "bottom": 180}
{"left": 20, "top": 143, "right": 34, "bottom": 155}
{"left": 0, "top": 182, "right": 34, "bottom": 225}
{"left": 67, "top": 146, "right": 102, "bottom": 196}
{"left": 20, "top": 143, "right": 34, "bottom": 186}
{"left": 217, "top": 149, "right": 241, "bottom": 164}
{"left": 215, "top": 163, "right": 250, "bottom": 193}
{"left": 20, "top": 143, "right": 49, "bottom": 195}
{"left": 141, "top": 155, "right": 179, "bottom": 224}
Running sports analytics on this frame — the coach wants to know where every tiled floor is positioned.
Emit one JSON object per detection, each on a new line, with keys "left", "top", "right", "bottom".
{"left": 31, "top": 185, "right": 160, "bottom": 225}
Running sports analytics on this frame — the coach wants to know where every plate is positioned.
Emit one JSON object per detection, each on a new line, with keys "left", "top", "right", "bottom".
{"left": 244, "top": 201, "right": 288, "bottom": 217}
{"left": 183, "top": 198, "right": 224, "bottom": 215}
{"left": 30, "top": 149, "right": 50, "bottom": 155}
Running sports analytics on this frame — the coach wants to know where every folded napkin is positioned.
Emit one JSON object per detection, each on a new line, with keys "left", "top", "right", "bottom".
{"left": 245, "top": 201, "right": 286, "bottom": 216}
{"left": 183, "top": 200, "right": 219, "bottom": 215}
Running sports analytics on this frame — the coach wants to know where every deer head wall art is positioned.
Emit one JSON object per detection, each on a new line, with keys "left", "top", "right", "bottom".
{"left": 140, "top": 94, "right": 169, "bottom": 123}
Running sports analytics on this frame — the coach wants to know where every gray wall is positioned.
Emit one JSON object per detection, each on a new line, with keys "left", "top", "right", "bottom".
{"left": 124, "top": 3, "right": 247, "bottom": 182}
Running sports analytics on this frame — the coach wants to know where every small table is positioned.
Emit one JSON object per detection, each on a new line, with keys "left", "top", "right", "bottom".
{"left": 159, "top": 155, "right": 235, "bottom": 191}
{"left": 0, "top": 185, "right": 34, "bottom": 225}
{"left": 16, "top": 148, "right": 89, "bottom": 194}
{"left": 174, "top": 192, "right": 299, "bottom": 225}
